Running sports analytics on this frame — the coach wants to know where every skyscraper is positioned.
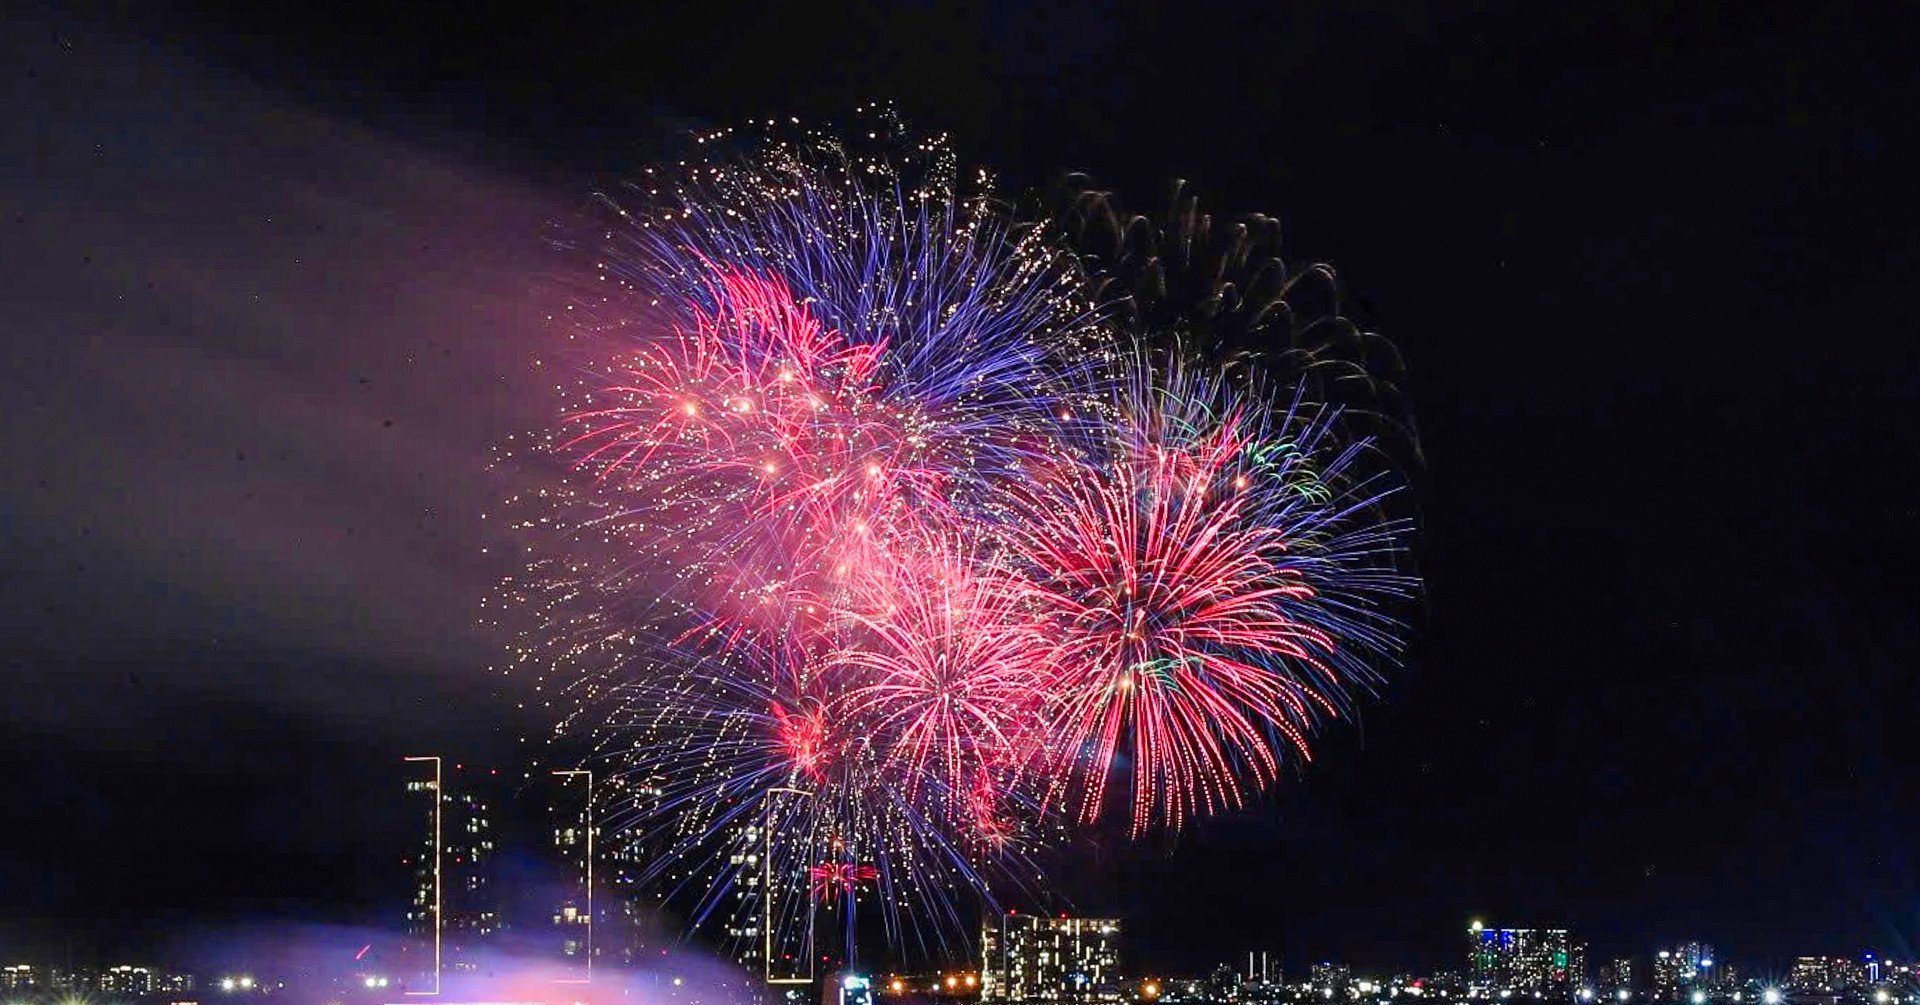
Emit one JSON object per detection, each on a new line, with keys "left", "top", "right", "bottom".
{"left": 981, "top": 914, "right": 1122, "bottom": 1003}
{"left": 591, "top": 771, "right": 669, "bottom": 969}
{"left": 1310, "top": 963, "right": 1353, "bottom": 998}
{"left": 98, "top": 966, "right": 157, "bottom": 997}
{"left": 547, "top": 769, "right": 596, "bottom": 981}
{"left": 1652, "top": 944, "right": 1714, "bottom": 1000}
{"left": 627, "top": 780, "right": 818, "bottom": 992}
{"left": 1789, "top": 958, "right": 1857, "bottom": 994}
{"left": 1602, "top": 959, "right": 1636, "bottom": 997}
{"left": 401, "top": 757, "right": 501, "bottom": 991}
{"left": 1467, "top": 922, "right": 1575, "bottom": 996}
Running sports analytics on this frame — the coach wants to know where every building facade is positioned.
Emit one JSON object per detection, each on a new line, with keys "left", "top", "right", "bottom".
{"left": 1601, "top": 958, "right": 1636, "bottom": 996}
{"left": 1310, "top": 963, "right": 1353, "bottom": 998}
{"left": 400, "top": 757, "right": 502, "bottom": 989}
{"left": 1651, "top": 944, "right": 1714, "bottom": 1000}
{"left": 1468, "top": 923, "right": 1576, "bottom": 996}
{"left": 1789, "top": 957, "right": 1862, "bottom": 994}
{"left": 981, "top": 914, "right": 1122, "bottom": 1003}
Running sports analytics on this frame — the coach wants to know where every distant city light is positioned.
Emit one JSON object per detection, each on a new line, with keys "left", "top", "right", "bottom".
{"left": 1763, "top": 990, "right": 1783, "bottom": 1005}
{"left": 1580, "top": 990, "right": 1595, "bottom": 1001}
{"left": 1692, "top": 992, "right": 1707, "bottom": 1004}
{"left": 1617, "top": 991, "right": 1632, "bottom": 1002}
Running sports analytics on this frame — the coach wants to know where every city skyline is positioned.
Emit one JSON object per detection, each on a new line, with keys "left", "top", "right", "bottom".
{"left": 5, "top": 913, "right": 1919, "bottom": 1005}
{"left": 5, "top": 0, "right": 1918, "bottom": 985}
{"left": 6, "top": 753, "right": 1906, "bottom": 987}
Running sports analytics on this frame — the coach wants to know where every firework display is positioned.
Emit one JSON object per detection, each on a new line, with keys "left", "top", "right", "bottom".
{"left": 493, "top": 113, "right": 1416, "bottom": 963}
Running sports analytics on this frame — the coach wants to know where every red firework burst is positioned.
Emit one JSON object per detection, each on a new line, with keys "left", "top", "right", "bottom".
{"left": 808, "top": 861, "right": 879, "bottom": 902}
{"left": 997, "top": 411, "right": 1343, "bottom": 834}
{"left": 771, "top": 697, "right": 834, "bottom": 782}
{"left": 832, "top": 548, "right": 1052, "bottom": 814}
{"left": 561, "top": 266, "right": 956, "bottom": 629}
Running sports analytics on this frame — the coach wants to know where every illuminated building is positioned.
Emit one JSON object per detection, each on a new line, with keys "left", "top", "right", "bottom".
{"left": 596, "top": 772, "right": 669, "bottom": 968}
{"left": 716, "top": 787, "right": 816, "bottom": 988}
{"left": 49, "top": 968, "right": 91, "bottom": 993}
{"left": 838, "top": 974, "right": 876, "bottom": 1005}
{"left": 1652, "top": 945, "right": 1714, "bottom": 1000}
{"left": 2, "top": 965, "right": 37, "bottom": 991}
{"left": 1600, "top": 959, "right": 1635, "bottom": 996}
{"left": 547, "top": 768, "right": 596, "bottom": 980}
{"left": 1789, "top": 957, "right": 1860, "bottom": 994}
{"left": 99, "top": 966, "right": 158, "bottom": 996}
{"left": 1207, "top": 964, "right": 1241, "bottom": 1002}
{"left": 1467, "top": 923, "right": 1576, "bottom": 995}
{"left": 401, "top": 757, "right": 502, "bottom": 990}
{"left": 1310, "top": 963, "right": 1352, "bottom": 997}
{"left": 981, "top": 913, "right": 1122, "bottom": 1003}
{"left": 726, "top": 816, "right": 771, "bottom": 974}
{"left": 1788, "top": 958, "right": 1826, "bottom": 992}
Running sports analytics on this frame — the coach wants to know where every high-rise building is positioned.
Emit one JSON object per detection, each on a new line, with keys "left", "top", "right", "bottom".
{"left": 547, "top": 768, "right": 596, "bottom": 980}
{"left": 596, "top": 772, "right": 669, "bottom": 968}
{"left": 1601, "top": 959, "right": 1636, "bottom": 996}
{"left": 99, "top": 966, "right": 157, "bottom": 996}
{"left": 1789, "top": 957, "right": 1858, "bottom": 994}
{"left": 1310, "top": 963, "right": 1353, "bottom": 998}
{"left": 981, "top": 913, "right": 1122, "bottom": 1003}
{"left": 1652, "top": 945, "right": 1714, "bottom": 1000}
{"left": 534, "top": 768, "right": 676, "bottom": 976}
{"left": 1468, "top": 922, "right": 1576, "bottom": 996}
{"left": 720, "top": 796, "right": 818, "bottom": 987}
{"left": 401, "top": 757, "right": 502, "bottom": 991}
{"left": 1207, "top": 964, "right": 1242, "bottom": 1002}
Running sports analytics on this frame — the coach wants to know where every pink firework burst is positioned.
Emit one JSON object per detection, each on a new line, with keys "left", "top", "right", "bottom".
{"left": 998, "top": 403, "right": 1344, "bottom": 835}
{"left": 770, "top": 696, "right": 835, "bottom": 782}
{"left": 831, "top": 547, "right": 1053, "bottom": 820}
{"left": 561, "top": 266, "right": 959, "bottom": 631}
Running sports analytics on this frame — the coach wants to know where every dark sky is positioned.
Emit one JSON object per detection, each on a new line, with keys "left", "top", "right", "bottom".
{"left": 4, "top": 0, "right": 1918, "bottom": 980}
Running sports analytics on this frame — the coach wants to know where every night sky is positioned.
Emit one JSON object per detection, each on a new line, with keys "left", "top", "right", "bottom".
{"left": 4, "top": 0, "right": 1919, "bottom": 980}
